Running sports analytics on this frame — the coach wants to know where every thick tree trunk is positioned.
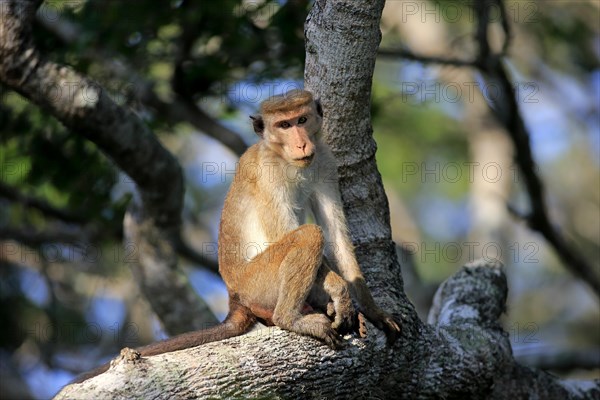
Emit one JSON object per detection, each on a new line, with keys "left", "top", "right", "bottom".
{"left": 304, "top": 0, "right": 417, "bottom": 329}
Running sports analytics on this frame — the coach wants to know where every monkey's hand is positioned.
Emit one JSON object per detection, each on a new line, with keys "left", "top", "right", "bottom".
{"left": 326, "top": 287, "right": 357, "bottom": 336}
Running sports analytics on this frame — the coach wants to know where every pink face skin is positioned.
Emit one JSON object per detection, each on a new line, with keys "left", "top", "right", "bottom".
{"left": 265, "top": 104, "right": 322, "bottom": 168}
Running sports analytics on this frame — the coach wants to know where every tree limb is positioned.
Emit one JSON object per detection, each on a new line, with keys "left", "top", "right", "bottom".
{"left": 56, "top": 260, "right": 600, "bottom": 399}
{"left": 472, "top": 0, "right": 600, "bottom": 296}
{"left": 0, "top": 226, "right": 90, "bottom": 248}
{"left": 0, "top": 182, "right": 220, "bottom": 273}
{"left": 35, "top": 11, "right": 248, "bottom": 157}
{"left": 378, "top": 48, "right": 477, "bottom": 68}
{"left": 0, "top": 0, "right": 217, "bottom": 331}
{"left": 0, "top": 181, "right": 86, "bottom": 223}
{"left": 377, "top": 0, "right": 600, "bottom": 296}
{"left": 515, "top": 347, "right": 600, "bottom": 372}
{"left": 173, "top": 234, "right": 219, "bottom": 274}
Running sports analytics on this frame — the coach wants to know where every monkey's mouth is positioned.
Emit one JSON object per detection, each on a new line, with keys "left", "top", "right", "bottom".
{"left": 295, "top": 153, "right": 315, "bottom": 165}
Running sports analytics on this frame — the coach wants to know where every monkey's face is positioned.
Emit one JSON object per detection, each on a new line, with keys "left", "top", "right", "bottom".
{"left": 264, "top": 105, "right": 322, "bottom": 168}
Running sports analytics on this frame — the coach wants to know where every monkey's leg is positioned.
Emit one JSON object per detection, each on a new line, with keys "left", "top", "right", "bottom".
{"left": 239, "top": 224, "right": 342, "bottom": 348}
{"left": 272, "top": 225, "right": 343, "bottom": 348}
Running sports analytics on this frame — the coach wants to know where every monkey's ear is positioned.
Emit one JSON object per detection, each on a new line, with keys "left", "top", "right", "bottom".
{"left": 315, "top": 99, "right": 323, "bottom": 117}
{"left": 249, "top": 115, "right": 264, "bottom": 137}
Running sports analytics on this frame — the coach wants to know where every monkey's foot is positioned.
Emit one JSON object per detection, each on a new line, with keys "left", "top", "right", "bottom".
{"left": 361, "top": 310, "right": 402, "bottom": 345}
{"left": 306, "top": 313, "right": 343, "bottom": 349}
{"left": 357, "top": 312, "right": 368, "bottom": 338}
{"left": 286, "top": 313, "right": 343, "bottom": 349}
{"left": 379, "top": 315, "right": 401, "bottom": 345}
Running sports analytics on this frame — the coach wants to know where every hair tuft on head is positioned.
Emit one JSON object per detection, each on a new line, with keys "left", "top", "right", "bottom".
{"left": 259, "top": 89, "right": 314, "bottom": 115}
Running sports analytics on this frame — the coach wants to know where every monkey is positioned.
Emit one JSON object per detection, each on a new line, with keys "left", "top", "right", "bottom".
{"left": 219, "top": 89, "right": 400, "bottom": 346}
{"left": 73, "top": 89, "right": 400, "bottom": 383}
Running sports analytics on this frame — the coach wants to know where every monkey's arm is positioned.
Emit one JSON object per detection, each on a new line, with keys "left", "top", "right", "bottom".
{"left": 310, "top": 179, "right": 401, "bottom": 343}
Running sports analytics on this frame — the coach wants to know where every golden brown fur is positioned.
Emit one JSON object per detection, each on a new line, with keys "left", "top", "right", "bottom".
{"left": 259, "top": 89, "right": 314, "bottom": 115}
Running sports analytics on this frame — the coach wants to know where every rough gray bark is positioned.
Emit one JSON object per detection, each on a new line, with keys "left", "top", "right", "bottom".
{"left": 0, "top": 0, "right": 217, "bottom": 332}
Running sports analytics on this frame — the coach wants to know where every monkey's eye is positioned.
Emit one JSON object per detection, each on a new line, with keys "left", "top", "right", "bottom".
{"left": 279, "top": 121, "right": 291, "bottom": 129}
{"left": 298, "top": 116, "right": 307, "bottom": 124}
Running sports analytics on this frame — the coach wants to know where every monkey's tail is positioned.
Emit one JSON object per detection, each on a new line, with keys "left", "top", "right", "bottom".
{"left": 139, "top": 301, "right": 256, "bottom": 356}
{"left": 71, "top": 301, "right": 255, "bottom": 384}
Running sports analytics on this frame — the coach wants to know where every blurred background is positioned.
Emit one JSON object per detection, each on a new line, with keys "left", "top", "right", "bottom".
{"left": 0, "top": 0, "right": 598, "bottom": 398}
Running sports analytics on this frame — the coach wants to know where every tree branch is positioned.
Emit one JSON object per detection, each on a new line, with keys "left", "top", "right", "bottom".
{"left": 173, "top": 234, "right": 219, "bottom": 274}
{"left": 0, "top": 226, "right": 90, "bottom": 248}
{"left": 0, "top": 0, "right": 217, "bottom": 332}
{"left": 377, "top": 0, "right": 599, "bottom": 296}
{"left": 378, "top": 48, "right": 477, "bottom": 68}
{"left": 0, "top": 181, "right": 219, "bottom": 273}
{"left": 57, "top": 260, "right": 600, "bottom": 399}
{"left": 35, "top": 11, "right": 248, "bottom": 157}
{"left": 515, "top": 347, "right": 600, "bottom": 372}
{"left": 472, "top": 0, "right": 600, "bottom": 296}
{"left": 0, "top": 182, "right": 86, "bottom": 223}
{"left": 0, "top": 223, "right": 219, "bottom": 274}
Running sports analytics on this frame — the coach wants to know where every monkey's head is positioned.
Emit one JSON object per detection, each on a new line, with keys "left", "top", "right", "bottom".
{"left": 250, "top": 89, "right": 323, "bottom": 168}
